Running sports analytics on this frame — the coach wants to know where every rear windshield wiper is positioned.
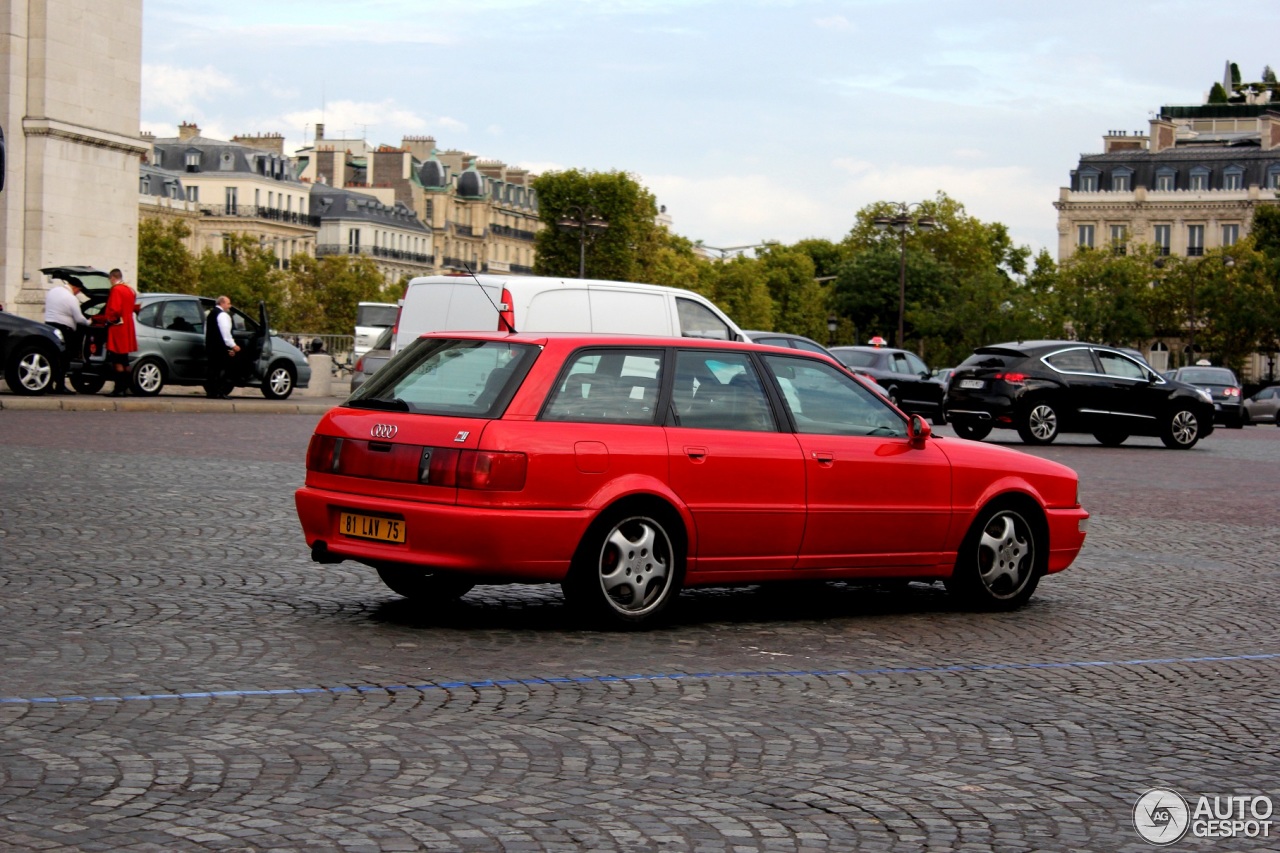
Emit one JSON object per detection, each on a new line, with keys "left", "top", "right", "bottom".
{"left": 346, "top": 397, "right": 409, "bottom": 411}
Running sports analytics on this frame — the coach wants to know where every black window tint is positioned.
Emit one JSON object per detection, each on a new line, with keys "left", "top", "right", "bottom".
{"left": 162, "top": 299, "right": 203, "bottom": 332}
{"left": 790, "top": 339, "right": 828, "bottom": 354}
{"left": 764, "top": 355, "right": 905, "bottom": 437}
{"left": 673, "top": 350, "right": 775, "bottom": 431}
{"left": 1097, "top": 351, "right": 1146, "bottom": 380}
{"left": 1045, "top": 349, "right": 1096, "bottom": 373}
{"left": 136, "top": 302, "right": 162, "bottom": 328}
{"left": 542, "top": 348, "right": 663, "bottom": 425}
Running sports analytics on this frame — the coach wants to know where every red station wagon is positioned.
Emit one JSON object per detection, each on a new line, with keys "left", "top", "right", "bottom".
{"left": 296, "top": 333, "right": 1089, "bottom": 628}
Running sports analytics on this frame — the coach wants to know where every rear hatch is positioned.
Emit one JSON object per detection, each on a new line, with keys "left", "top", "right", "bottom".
{"left": 949, "top": 347, "right": 1026, "bottom": 395}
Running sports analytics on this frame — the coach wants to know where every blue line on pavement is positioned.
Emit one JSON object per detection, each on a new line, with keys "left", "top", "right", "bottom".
{"left": 2, "top": 652, "right": 1277, "bottom": 707}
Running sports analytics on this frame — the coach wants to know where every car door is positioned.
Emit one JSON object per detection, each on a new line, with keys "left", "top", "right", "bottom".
{"left": 761, "top": 354, "right": 953, "bottom": 571}
{"left": 892, "top": 350, "right": 942, "bottom": 414}
{"left": 664, "top": 349, "right": 806, "bottom": 575}
{"left": 156, "top": 298, "right": 207, "bottom": 382}
{"left": 1093, "top": 348, "right": 1166, "bottom": 432}
{"left": 1040, "top": 346, "right": 1110, "bottom": 431}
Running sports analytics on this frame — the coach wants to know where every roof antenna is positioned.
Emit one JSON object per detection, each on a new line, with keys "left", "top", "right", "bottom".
{"left": 462, "top": 263, "right": 516, "bottom": 333}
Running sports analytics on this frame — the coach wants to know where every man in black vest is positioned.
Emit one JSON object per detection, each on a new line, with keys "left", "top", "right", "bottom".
{"left": 204, "top": 296, "right": 240, "bottom": 398}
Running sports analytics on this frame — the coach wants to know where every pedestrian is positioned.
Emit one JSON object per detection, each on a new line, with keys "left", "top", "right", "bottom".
{"left": 204, "top": 295, "right": 240, "bottom": 398}
{"left": 43, "top": 275, "right": 90, "bottom": 393}
{"left": 95, "top": 268, "right": 138, "bottom": 396}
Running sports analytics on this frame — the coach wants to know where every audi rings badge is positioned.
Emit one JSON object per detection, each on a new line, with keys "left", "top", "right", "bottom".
{"left": 370, "top": 423, "right": 398, "bottom": 439}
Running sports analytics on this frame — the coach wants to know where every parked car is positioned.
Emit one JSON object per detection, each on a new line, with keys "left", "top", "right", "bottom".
{"left": 1164, "top": 365, "right": 1244, "bottom": 428}
{"left": 349, "top": 326, "right": 394, "bottom": 393}
{"left": 944, "top": 340, "right": 1216, "bottom": 449}
{"left": 932, "top": 366, "right": 957, "bottom": 389}
{"left": 0, "top": 306, "right": 65, "bottom": 395}
{"left": 1243, "top": 385, "right": 1280, "bottom": 425}
{"left": 827, "top": 345, "right": 945, "bottom": 421}
{"left": 66, "top": 283, "right": 312, "bottom": 398}
{"left": 744, "top": 330, "right": 891, "bottom": 399}
{"left": 296, "top": 332, "right": 1089, "bottom": 628}
{"left": 353, "top": 301, "right": 398, "bottom": 358}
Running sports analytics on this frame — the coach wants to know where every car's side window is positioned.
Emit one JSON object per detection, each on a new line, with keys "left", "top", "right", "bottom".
{"left": 763, "top": 355, "right": 904, "bottom": 437}
{"left": 542, "top": 348, "right": 664, "bottom": 425}
{"left": 1096, "top": 351, "right": 1146, "bottom": 380}
{"left": 675, "top": 298, "right": 733, "bottom": 341}
{"left": 672, "top": 350, "right": 775, "bottom": 431}
{"left": 1044, "top": 348, "right": 1097, "bottom": 374}
{"left": 904, "top": 353, "right": 929, "bottom": 376}
{"left": 136, "top": 302, "right": 162, "bottom": 328}
{"left": 791, "top": 339, "right": 827, "bottom": 354}
{"left": 163, "top": 299, "right": 204, "bottom": 333}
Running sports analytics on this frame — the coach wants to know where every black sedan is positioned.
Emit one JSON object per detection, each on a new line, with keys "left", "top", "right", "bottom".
{"left": 1164, "top": 365, "right": 1244, "bottom": 428}
{"left": 944, "top": 340, "right": 1216, "bottom": 449}
{"left": 828, "top": 345, "right": 945, "bottom": 421}
{"left": 0, "top": 308, "right": 64, "bottom": 394}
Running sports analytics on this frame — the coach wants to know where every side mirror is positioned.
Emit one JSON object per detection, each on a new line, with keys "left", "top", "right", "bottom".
{"left": 908, "top": 414, "right": 932, "bottom": 443}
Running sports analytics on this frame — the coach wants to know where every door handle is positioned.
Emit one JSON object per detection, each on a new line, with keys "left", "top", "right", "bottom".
{"left": 684, "top": 445, "right": 707, "bottom": 461}
{"left": 812, "top": 451, "right": 834, "bottom": 465}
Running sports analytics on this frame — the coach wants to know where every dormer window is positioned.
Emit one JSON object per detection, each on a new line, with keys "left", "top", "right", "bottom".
{"left": 1268, "top": 165, "right": 1280, "bottom": 190}
{"left": 1111, "top": 167, "right": 1133, "bottom": 191}
{"left": 1078, "top": 168, "right": 1099, "bottom": 192}
{"left": 1189, "top": 166, "right": 1210, "bottom": 191}
{"left": 1154, "top": 168, "right": 1176, "bottom": 191}
{"left": 1223, "top": 165, "right": 1244, "bottom": 191}
{"left": 184, "top": 150, "right": 200, "bottom": 172}
{"left": 139, "top": 176, "right": 150, "bottom": 194}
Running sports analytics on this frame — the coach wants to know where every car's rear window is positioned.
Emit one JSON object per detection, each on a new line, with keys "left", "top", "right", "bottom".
{"left": 1179, "top": 368, "right": 1236, "bottom": 384}
{"left": 345, "top": 337, "right": 537, "bottom": 417}
{"left": 356, "top": 304, "right": 399, "bottom": 327}
{"left": 835, "top": 350, "right": 877, "bottom": 368}
{"left": 958, "top": 351, "right": 1015, "bottom": 369}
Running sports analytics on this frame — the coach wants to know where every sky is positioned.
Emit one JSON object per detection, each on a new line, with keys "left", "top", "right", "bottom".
{"left": 140, "top": 0, "right": 1280, "bottom": 260}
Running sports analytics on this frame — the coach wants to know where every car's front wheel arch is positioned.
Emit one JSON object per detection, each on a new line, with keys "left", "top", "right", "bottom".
{"left": 945, "top": 494, "right": 1048, "bottom": 611}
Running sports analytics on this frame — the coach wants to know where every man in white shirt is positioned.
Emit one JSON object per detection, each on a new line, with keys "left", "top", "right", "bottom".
{"left": 204, "top": 295, "right": 241, "bottom": 398}
{"left": 43, "top": 278, "right": 90, "bottom": 393}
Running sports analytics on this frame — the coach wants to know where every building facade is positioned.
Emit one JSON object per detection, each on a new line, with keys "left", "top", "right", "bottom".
{"left": 310, "top": 183, "right": 432, "bottom": 284}
{"left": 1, "top": 0, "right": 145, "bottom": 317}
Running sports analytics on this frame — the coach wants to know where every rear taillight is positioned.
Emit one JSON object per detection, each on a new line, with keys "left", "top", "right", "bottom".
{"left": 498, "top": 287, "right": 515, "bottom": 332}
{"left": 995, "top": 372, "right": 1028, "bottom": 384}
{"left": 457, "top": 450, "right": 527, "bottom": 491}
{"left": 354, "top": 355, "right": 366, "bottom": 372}
{"left": 306, "top": 435, "right": 343, "bottom": 473}
{"left": 1225, "top": 387, "right": 1240, "bottom": 397}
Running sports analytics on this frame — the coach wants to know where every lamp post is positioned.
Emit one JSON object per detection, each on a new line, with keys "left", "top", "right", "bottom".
{"left": 556, "top": 206, "right": 608, "bottom": 279}
{"left": 873, "top": 203, "right": 936, "bottom": 349}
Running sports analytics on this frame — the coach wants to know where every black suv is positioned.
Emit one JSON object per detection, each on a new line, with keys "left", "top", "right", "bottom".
{"left": 944, "top": 340, "right": 1216, "bottom": 449}
{"left": 828, "top": 345, "right": 945, "bottom": 421}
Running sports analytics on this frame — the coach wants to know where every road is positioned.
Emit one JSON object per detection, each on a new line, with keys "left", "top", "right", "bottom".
{"left": 2, "top": 412, "right": 1278, "bottom": 851}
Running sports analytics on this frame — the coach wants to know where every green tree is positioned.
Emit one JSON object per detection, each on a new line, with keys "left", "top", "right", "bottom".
{"left": 193, "top": 234, "right": 286, "bottom": 323}
{"left": 791, "top": 238, "right": 848, "bottom": 281}
{"left": 280, "top": 254, "right": 397, "bottom": 335}
{"left": 756, "top": 245, "right": 829, "bottom": 341}
{"left": 1054, "top": 247, "right": 1153, "bottom": 345}
{"left": 708, "top": 255, "right": 774, "bottom": 330}
{"left": 137, "top": 217, "right": 196, "bottom": 294}
{"left": 1208, "top": 82, "right": 1230, "bottom": 103}
{"left": 1195, "top": 247, "right": 1277, "bottom": 374}
{"left": 532, "top": 169, "right": 660, "bottom": 282}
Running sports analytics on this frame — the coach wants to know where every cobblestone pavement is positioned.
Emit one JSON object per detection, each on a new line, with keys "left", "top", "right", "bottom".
{"left": 1, "top": 411, "right": 1278, "bottom": 852}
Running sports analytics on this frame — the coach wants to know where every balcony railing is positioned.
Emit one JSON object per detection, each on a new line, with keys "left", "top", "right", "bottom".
{"left": 199, "top": 205, "right": 321, "bottom": 227}
{"left": 315, "top": 244, "right": 434, "bottom": 264}
{"left": 489, "top": 224, "right": 537, "bottom": 241}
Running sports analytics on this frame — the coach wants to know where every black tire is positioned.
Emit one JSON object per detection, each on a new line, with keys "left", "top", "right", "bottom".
{"left": 1161, "top": 407, "right": 1202, "bottom": 449}
{"left": 945, "top": 500, "right": 1043, "bottom": 610}
{"left": 375, "top": 567, "right": 474, "bottom": 601}
{"left": 562, "top": 504, "right": 684, "bottom": 629}
{"left": 884, "top": 385, "right": 901, "bottom": 408}
{"left": 1092, "top": 430, "right": 1129, "bottom": 447}
{"left": 951, "top": 422, "right": 992, "bottom": 441}
{"left": 69, "top": 373, "right": 106, "bottom": 394}
{"left": 1016, "top": 400, "right": 1059, "bottom": 445}
{"left": 131, "top": 356, "right": 166, "bottom": 396}
{"left": 1227, "top": 417, "right": 1244, "bottom": 430}
{"left": 5, "top": 343, "right": 59, "bottom": 395}
{"left": 261, "top": 361, "right": 296, "bottom": 399}
{"left": 1241, "top": 410, "right": 1252, "bottom": 426}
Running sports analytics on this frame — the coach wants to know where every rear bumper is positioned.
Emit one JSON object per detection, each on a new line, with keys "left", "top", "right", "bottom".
{"left": 295, "top": 486, "right": 592, "bottom": 581}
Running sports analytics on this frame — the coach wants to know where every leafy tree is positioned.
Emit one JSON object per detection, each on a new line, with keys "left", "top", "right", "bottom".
{"left": 708, "top": 255, "right": 774, "bottom": 330}
{"left": 1195, "top": 247, "right": 1278, "bottom": 374}
{"left": 1251, "top": 204, "right": 1280, "bottom": 258}
{"left": 831, "top": 244, "right": 947, "bottom": 348}
{"left": 790, "top": 238, "right": 847, "bottom": 281}
{"left": 1231, "top": 62, "right": 1242, "bottom": 89}
{"left": 1054, "top": 247, "right": 1154, "bottom": 345}
{"left": 193, "top": 234, "right": 286, "bottom": 323}
{"left": 1208, "top": 82, "right": 1230, "bottom": 103}
{"left": 279, "top": 254, "right": 397, "bottom": 335}
{"left": 756, "top": 245, "right": 829, "bottom": 341}
{"left": 137, "top": 217, "right": 196, "bottom": 294}
{"left": 637, "top": 227, "right": 715, "bottom": 297}
{"left": 1263, "top": 65, "right": 1277, "bottom": 85}
{"left": 532, "top": 169, "right": 660, "bottom": 282}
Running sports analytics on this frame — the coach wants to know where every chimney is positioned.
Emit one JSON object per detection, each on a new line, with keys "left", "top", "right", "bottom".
{"left": 233, "top": 133, "right": 285, "bottom": 155}
{"left": 1262, "top": 111, "right": 1280, "bottom": 151}
{"left": 178, "top": 121, "right": 200, "bottom": 141}
{"left": 315, "top": 123, "right": 325, "bottom": 141}
{"left": 1148, "top": 117, "right": 1177, "bottom": 153}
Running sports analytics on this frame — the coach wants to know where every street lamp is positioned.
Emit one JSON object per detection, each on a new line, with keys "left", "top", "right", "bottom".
{"left": 873, "top": 203, "right": 936, "bottom": 349}
{"left": 556, "top": 206, "right": 608, "bottom": 279}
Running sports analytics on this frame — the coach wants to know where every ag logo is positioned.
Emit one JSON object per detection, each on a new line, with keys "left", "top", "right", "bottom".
{"left": 1134, "top": 788, "right": 1190, "bottom": 845}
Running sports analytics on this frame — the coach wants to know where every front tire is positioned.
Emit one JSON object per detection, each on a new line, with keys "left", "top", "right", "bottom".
{"left": 563, "top": 506, "right": 684, "bottom": 629}
{"left": 1161, "top": 407, "right": 1202, "bottom": 449}
{"left": 945, "top": 502, "right": 1042, "bottom": 610}
{"left": 951, "top": 422, "right": 992, "bottom": 441}
{"left": 131, "top": 357, "right": 165, "bottom": 396}
{"left": 1017, "top": 400, "right": 1059, "bottom": 445}
{"left": 261, "top": 362, "right": 296, "bottom": 399}
{"left": 375, "top": 567, "right": 474, "bottom": 601}
{"left": 5, "top": 344, "right": 59, "bottom": 395}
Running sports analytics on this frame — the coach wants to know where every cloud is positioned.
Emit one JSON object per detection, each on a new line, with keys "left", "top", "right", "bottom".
{"left": 142, "top": 64, "right": 236, "bottom": 115}
{"left": 814, "top": 15, "right": 855, "bottom": 32}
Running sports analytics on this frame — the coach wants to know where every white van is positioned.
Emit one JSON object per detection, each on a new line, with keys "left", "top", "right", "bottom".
{"left": 391, "top": 274, "right": 744, "bottom": 352}
{"left": 353, "top": 302, "right": 399, "bottom": 357}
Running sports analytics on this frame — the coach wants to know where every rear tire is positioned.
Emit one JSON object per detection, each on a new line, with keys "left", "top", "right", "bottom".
{"left": 563, "top": 505, "right": 684, "bottom": 629}
{"left": 945, "top": 501, "right": 1043, "bottom": 610}
{"left": 261, "top": 362, "right": 296, "bottom": 399}
{"left": 131, "top": 357, "right": 165, "bottom": 396}
{"left": 375, "top": 567, "right": 474, "bottom": 601}
{"left": 1161, "top": 407, "right": 1202, "bottom": 449}
{"left": 1017, "top": 400, "right": 1059, "bottom": 445}
{"left": 951, "top": 422, "right": 992, "bottom": 441}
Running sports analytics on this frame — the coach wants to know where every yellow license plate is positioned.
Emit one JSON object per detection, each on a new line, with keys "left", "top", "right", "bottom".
{"left": 339, "top": 512, "right": 406, "bottom": 544}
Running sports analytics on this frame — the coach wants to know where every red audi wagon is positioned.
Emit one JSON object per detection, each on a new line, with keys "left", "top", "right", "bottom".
{"left": 296, "top": 333, "right": 1089, "bottom": 628}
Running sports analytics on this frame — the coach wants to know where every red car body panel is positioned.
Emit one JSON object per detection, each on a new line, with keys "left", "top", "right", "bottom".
{"left": 295, "top": 332, "right": 1088, "bottom": 589}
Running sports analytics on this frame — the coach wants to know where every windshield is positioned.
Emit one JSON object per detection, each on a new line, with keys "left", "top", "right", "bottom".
{"left": 346, "top": 337, "right": 538, "bottom": 417}
{"left": 356, "top": 304, "right": 398, "bottom": 327}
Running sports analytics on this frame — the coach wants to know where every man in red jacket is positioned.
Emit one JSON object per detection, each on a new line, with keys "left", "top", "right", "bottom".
{"left": 96, "top": 268, "right": 138, "bottom": 396}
